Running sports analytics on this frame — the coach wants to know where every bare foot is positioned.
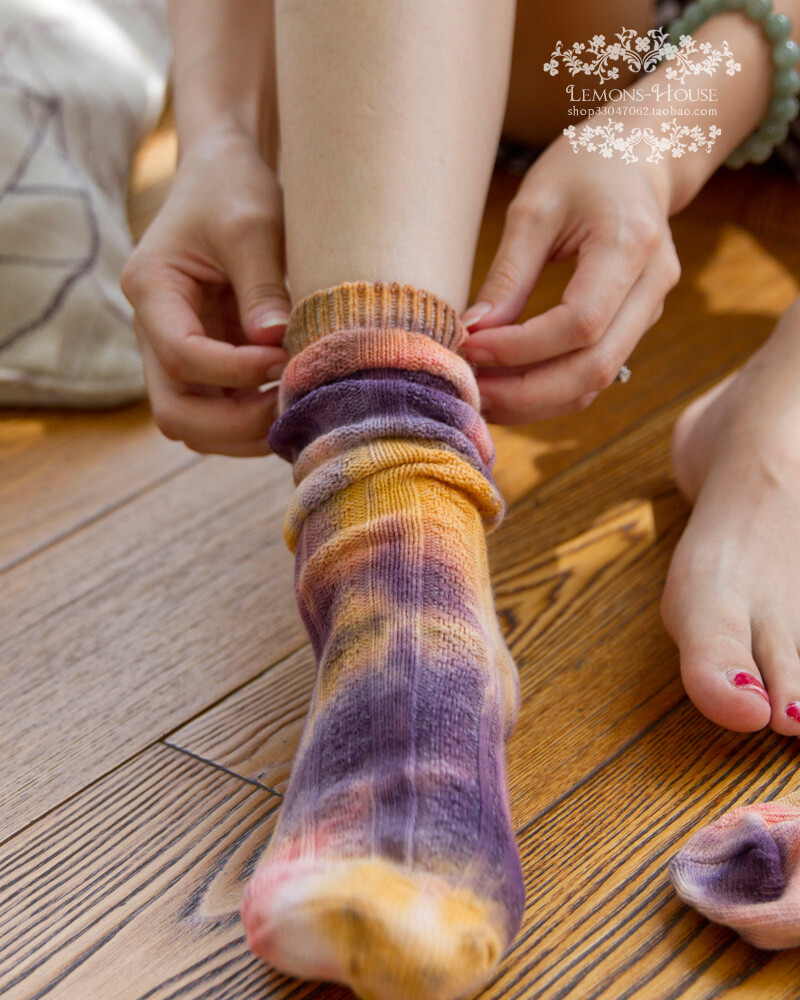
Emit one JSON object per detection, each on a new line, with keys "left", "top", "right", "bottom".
{"left": 662, "top": 300, "right": 800, "bottom": 736}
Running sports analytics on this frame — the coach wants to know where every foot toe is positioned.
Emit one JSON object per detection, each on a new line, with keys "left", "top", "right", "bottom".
{"left": 662, "top": 569, "right": 771, "bottom": 732}
{"left": 681, "top": 645, "right": 772, "bottom": 732}
{"left": 752, "top": 623, "right": 800, "bottom": 737}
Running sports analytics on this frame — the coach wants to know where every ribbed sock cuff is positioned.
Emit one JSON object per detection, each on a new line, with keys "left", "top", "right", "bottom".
{"left": 276, "top": 280, "right": 481, "bottom": 419}
{"left": 269, "top": 278, "right": 505, "bottom": 551}
{"left": 283, "top": 280, "right": 467, "bottom": 356}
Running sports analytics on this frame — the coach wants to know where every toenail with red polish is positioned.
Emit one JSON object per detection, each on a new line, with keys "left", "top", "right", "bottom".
{"left": 786, "top": 702, "right": 800, "bottom": 722}
{"left": 726, "top": 670, "right": 771, "bottom": 704}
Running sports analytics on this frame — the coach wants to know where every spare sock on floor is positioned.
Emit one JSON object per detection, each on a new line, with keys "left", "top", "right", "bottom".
{"left": 240, "top": 279, "right": 525, "bottom": 1000}
{"left": 669, "top": 790, "right": 800, "bottom": 949}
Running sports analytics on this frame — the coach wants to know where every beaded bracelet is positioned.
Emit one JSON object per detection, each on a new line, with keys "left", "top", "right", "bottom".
{"left": 667, "top": 0, "right": 800, "bottom": 167}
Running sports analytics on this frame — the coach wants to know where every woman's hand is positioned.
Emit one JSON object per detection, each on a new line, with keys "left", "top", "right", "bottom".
{"left": 459, "top": 129, "right": 682, "bottom": 424}
{"left": 121, "top": 128, "right": 291, "bottom": 456}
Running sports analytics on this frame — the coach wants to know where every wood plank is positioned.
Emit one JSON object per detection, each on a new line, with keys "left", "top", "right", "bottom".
{"left": 484, "top": 702, "right": 800, "bottom": 1000}
{"left": 4, "top": 674, "right": 798, "bottom": 999}
{"left": 167, "top": 645, "right": 316, "bottom": 797}
{"left": 0, "top": 743, "right": 298, "bottom": 1000}
{"left": 691, "top": 160, "right": 800, "bottom": 247}
{"left": 0, "top": 454, "right": 305, "bottom": 842}
{"left": 0, "top": 403, "right": 192, "bottom": 572}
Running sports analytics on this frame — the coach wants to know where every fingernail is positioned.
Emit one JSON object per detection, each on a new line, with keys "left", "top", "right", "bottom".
{"left": 786, "top": 701, "right": 800, "bottom": 722}
{"left": 462, "top": 302, "right": 492, "bottom": 328}
{"left": 265, "top": 362, "right": 287, "bottom": 381}
{"left": 464, "top": 347, "right": 495, "bottom": 364}
{"left": 258, "top": 312, "right": 291, "bottom": 330}
{"left": 727, "top": 670, "right": 771, "bottom": 704}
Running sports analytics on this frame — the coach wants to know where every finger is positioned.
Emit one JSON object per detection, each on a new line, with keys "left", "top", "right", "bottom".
{"left": 480, "top": 391, "right": 601, "bottom": 425}
{"left": 134, "top": 276, "right": 288, "bottom": 388}
{"left": 180, "top": 435, "right": 277, "bottom": 458}
{"left": 476, "top": 255, "right": 676, "bottom": 424}
{"left": 153, "top": 383, "right": 280, "bottom": 450}
{"left": 462, "top": 229, "right": 652, "bottom": 368}
{"left": 460, "top": 195, "right": 563, "bottom": 331}
{"left": 140, "top": 338, "right": 281, "bottom": 447}
{"left": 213, "top": 206, "right": 293, "bottom": 343}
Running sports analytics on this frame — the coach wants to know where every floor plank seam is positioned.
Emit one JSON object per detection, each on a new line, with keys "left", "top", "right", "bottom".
{"left": 159, "top": 639, "right": 311, "bottom": 743}
{"left": 0, "top": 452, "right": 205, "bottom": 578}
{"left": 0, "top": 733, "right": 279, "bottom": 853}
{"left": 0, "top": 745, "right": 169, "bottom": 852}
{"left": 162, "top": 741, "right": 284, "bottom": 799}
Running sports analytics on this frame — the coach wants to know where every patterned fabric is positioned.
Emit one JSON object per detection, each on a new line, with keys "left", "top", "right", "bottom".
{"left": 0, "top": 0, "right": 169, "bottom": 407}
{"left": 241, "top": 280, "right": 525, "bottom": 1000}
{"left": 670, "top": 792, "right": 800, "bottom": 948}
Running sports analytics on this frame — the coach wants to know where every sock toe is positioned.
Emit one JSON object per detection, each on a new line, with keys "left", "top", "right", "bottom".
{"left": 669, "top": 799, "right": 800, "bottom": 949}
{"left": 242, "top": 857, "right": 505, "bottom": 1000}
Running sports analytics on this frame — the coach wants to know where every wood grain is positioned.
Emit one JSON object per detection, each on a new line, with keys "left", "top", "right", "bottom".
{"left": 0, "top": 454, "right": 305, "bottom": 841}
{"left": 0, "top": 403, "right": 192, "bottom": 572}
{"left": 485, "top": 704, "right": 800, "bottom": 1000}
{"left": 167, "top": 645, "right": 316, "bottom": 797}
{"left": 0, "top": 743, "right": 289, "bottom": 1000}
{"left": 4, "top": 702, "right": 798, "bottom": 1000}
{"left": 691, "top": 160, "right": 800, "bottom": 246}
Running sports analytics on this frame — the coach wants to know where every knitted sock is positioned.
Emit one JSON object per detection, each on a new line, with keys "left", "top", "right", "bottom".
{"left": 669, "top": 791, "right": 800, "bottom": 948}
{"left": 241, "top": 280, "right": 525, "bottom": 1000}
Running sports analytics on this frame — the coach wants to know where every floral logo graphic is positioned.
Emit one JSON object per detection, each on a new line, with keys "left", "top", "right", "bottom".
{"left": 564, "top": 119, "right": 721, "bottom": 164}
{"left": 662, "top": 34, "right": 740, "bottom": 84}
{"left": 544, "top": 28, "right": 740, "bottom": 86}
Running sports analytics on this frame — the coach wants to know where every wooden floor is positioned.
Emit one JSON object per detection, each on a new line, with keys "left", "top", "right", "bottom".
{"left": 2, "top": 123, "right": 800, "bottom": 1000}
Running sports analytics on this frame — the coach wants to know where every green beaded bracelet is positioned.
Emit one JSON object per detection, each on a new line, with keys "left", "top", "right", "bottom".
{"left": 667, "top": 0, "right": 800, "bottom": 167}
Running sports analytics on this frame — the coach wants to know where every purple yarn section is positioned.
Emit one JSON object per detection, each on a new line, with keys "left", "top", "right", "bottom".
{"left": 671, "top": 823, "right": 788, "bottom": 906}
{"left": 277, "top": 635, "right": 525, "bottom": 939}
{"left": 268, "top": 373, "right": 494, "bottom": 476}
{"left": 276, "top": 366, "right": 461, "bottom": 408}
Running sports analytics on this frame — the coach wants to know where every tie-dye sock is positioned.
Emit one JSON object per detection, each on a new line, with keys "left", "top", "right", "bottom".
{"left": 669, "top": 790, "right": 800, "bottom": 948}
{"left": 240, "top": 280, "right": 525, "bottom": 1000}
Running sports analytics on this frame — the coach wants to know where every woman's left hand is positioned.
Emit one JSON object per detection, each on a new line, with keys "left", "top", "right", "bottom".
{"left": 458, "top": 128, "right": 682, "bottom": 423}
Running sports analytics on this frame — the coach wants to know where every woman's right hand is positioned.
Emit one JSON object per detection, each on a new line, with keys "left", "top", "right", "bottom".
{"left": 121, "top": 128, "right": 292, "bottom": 456}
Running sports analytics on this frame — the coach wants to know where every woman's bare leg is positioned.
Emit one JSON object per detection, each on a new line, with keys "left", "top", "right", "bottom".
{"left": 276, "top": 0, "right": 516, "bottom": 308}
